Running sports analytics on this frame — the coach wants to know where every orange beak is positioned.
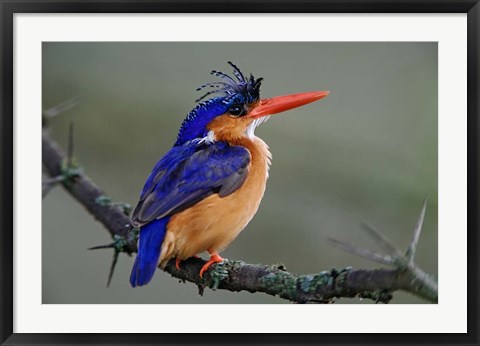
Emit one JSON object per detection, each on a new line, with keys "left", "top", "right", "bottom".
{"left": 248, "top": 90, "right": 330, "bottom": 118}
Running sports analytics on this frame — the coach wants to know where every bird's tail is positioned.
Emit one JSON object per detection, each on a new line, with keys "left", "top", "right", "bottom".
{"left": 130, "top": 217, "right": 170, "bottom": 287}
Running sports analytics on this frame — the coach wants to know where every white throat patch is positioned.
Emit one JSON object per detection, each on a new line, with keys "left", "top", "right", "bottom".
{"left": 245, "top": 116, "right": 271, "bottom": 139}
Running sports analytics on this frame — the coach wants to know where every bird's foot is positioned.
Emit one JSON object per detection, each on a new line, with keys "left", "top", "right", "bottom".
{"left": 199, "top": 252, "right": 224, "bottom": 278}
{"left": 175, "top": 258, "right": 182, "bottom": 270}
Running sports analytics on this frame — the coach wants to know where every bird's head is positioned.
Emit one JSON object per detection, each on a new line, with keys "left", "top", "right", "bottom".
{"left": 174, "top": 61, "right": 329, "bottom": 146}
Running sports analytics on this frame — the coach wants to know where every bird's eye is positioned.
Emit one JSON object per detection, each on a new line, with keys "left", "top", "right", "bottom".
{"left": 228, "top": 104, "right": 245, "bottom": 117}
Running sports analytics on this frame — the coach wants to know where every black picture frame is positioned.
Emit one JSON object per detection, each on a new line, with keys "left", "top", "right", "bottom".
{"left": 1, "top": 1, "right": 478, "bottom": 345}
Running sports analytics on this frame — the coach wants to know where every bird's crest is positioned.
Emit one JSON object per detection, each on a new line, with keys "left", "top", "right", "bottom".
{"left": 175, "top": 62, "right": 263, "bottom": 146}
{"left": 195, "top": 61, "right": 263, "bottom": 104}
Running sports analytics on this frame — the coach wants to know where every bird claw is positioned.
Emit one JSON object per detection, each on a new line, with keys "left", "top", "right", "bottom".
{"left": 175, "top": 258, "right": 182, "bottom": 270}
{"left": 199, "top": 253, "right": 224, "bottom": 278}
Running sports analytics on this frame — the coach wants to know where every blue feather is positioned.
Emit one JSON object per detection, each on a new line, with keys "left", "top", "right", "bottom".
{"left": 175, "top": 98, "right": 228, "bottom": 146}
{"left": 130, "top": 217, "right": 170, "bottom": 287}
{"left": 132, "top": 141, "right": 250, "bottom": 225}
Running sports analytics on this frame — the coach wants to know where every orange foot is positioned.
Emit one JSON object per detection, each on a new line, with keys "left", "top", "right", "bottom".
{"left": 175, "top": 258, "right": 182, "bottom": 270}
{"left": 199, "top": 251, "right": 224, "bottom": 278}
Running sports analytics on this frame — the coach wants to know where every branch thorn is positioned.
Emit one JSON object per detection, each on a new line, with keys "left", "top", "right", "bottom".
{"left": 405, "top": 196, "right": 428, "bottom": 265}
{"left": 361, "top": 222, "right": 404, "bottom": 259}
{"left": 326, "top": 237, "right": 396, "bottom": 266}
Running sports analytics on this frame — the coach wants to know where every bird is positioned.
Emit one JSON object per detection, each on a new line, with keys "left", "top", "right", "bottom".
{"left": 129, "top": 61, "right": 329, "bottom": 287}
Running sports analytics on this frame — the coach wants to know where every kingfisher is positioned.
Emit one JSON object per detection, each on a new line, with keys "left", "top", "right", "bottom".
{"left": 130, "top": 62, "right": 329, "bottom": 287}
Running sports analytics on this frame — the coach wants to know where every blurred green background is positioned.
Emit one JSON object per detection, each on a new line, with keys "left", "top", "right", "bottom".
{"left": 42, "top": 42, "right": 437, "bottom": 304}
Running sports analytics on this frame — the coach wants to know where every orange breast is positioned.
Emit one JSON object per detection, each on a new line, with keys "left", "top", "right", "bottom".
{"left": 158, "top": 137, "right": 271, "bottom": 266}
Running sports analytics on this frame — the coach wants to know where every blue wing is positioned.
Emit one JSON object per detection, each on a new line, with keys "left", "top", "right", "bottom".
{"left": 132, "top": 141, "right": 251, "bottom": 225}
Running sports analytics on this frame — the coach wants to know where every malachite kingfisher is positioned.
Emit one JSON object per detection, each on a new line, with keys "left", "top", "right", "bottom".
{"left": 130, "top": 61, "right": 329, "bottom": 287}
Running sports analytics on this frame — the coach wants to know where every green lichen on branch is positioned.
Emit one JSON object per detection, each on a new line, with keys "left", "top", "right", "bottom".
{"left": 259, "top": 270, "right": 298, "bottom": 300}
{"left": 95, "top": 195, "right": 132, "bottom": 216}
{"left": 56, "top": 158, "right": 81, "bottom": 188}
{"left": 358, "top": 289, "right": 393, "bottom": 303}
{"left": 207, "top": 260, "right": 230, "bottom": 290}
{"left": 164, "top": 258, "right": 406, "bottom": 304}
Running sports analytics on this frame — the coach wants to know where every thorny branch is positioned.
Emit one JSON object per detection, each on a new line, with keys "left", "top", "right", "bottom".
{"left": 42, "top": 120, "right": 438, "bottom": 304}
